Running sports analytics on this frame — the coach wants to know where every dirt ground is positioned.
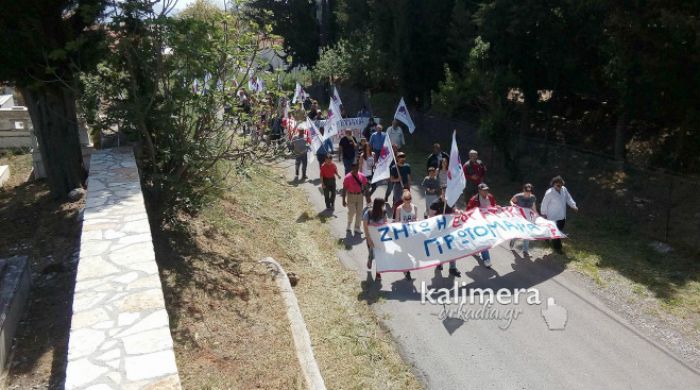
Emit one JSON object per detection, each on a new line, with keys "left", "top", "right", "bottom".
{"left": 1, "top": 152, "right": 84, "bottom": 389}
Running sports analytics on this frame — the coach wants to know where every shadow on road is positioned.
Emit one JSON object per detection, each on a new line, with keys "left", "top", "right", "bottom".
{"left": 357, "top": 253, "right": 566, "bottom": 304}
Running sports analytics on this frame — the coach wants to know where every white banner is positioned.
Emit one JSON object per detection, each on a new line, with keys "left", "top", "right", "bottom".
{"left": 368, "top": 207, "right": 565, "bottom": 272}
{"left": 316, "top": 117, "right": 370, "bottom": 143}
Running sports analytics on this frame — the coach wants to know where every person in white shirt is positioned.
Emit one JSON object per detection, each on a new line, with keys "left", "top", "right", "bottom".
{"left": 540, "top": 176, "right": 579, "bottom": 253}
{"left": 386, "top": 119, "right": 405, "bottom": 150}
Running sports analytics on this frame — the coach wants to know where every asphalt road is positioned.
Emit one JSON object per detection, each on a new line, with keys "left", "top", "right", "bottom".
{"left": 281, "top": 157, "right": 700, "bottom": 390}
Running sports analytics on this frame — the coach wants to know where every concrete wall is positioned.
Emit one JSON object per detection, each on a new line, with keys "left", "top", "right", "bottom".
{"left": 65, "top": 148, "right": 181, "bottom": 390}
{"left": 0, "top": 107, "right": 32, "bottom": 149}
{"left": 0, "top": 256, "right": 31, "bottom": 387}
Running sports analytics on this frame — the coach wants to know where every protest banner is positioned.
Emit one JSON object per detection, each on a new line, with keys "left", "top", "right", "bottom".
{"left": 367, "top": 206, "right": 565, "bottom": 272}
{"left": 316, "top": 117, "right": 370, "bottom": 143}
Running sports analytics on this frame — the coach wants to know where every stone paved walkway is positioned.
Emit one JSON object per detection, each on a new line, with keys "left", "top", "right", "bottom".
{"left": 65, "top": 148, "right": 181, "bottom": 390}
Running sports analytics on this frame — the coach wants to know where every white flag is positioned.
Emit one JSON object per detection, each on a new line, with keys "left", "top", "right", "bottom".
{"left": 292, "top": 82, "right": 307, "bottom": 104}
{"left": 445, "top": 130, "right": 466, "bottom": 207}
{"left": 332, "top": 86, "right": 343, "bottom": 109}
{"left": 248, "top": 76, "right": 264, "bottom": 94}
{"left": 306, "top": 117, "right": 325, "bottom": 154}
{"left": 372, "top": 133, "right": 395, "bottom": 184}
{"left": 325, "top": 96, "right": 342, "bottom": 139}
{"left": 394, "top": 97, "right": 416, "bottom": 134}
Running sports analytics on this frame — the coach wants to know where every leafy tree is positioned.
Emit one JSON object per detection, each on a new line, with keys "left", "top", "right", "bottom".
{"left": 247, "top": 0, "right": 320, "bottom": 67}
{"left": 0, "top": 0, "right": 106, "bottom": 197}
{"left": 84, "top": 0, "right": 283, "bottom": 220}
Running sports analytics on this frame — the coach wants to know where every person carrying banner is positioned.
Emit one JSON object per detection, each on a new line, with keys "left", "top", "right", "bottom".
{"left": 338, "top": 129, "right": 358, "bottom": 174}
{"left": 342, "top": 163, "right": 368, "bottom": 235}
{"left": 363, "top": 198, "right": 392, "bottom": 281}
{"left": 429, "top": 188, "right": 461, "bottom": 277}
{"left": 541, "top": 176, "right": 578, "bottom": 254}
{"left": 463, "top": 150, "right": 487, "bottom": 200}
{"left": 320, "top": 155, "right": 341, "bottom": 210}
{"left": 393, "top": 189, "right": 417, "bottom": 280}
{"left": 422, "top": 167, "right": 440, "bottom": 218}
{"left": 466, "top": 183, "right": 497, "bottom": 267}
{"left": 426, "top": 143, "right": 449, "bottom": 170}
{"left": 509, "top": 183, "right": 538, "bottom": 256}
{"left": 383, "top": 143, "right": 399, "bottom": 203}
{"left": 386, "top": 119, "right": 406, "bottom": 150}
{"left": 289, "top": 128, "right": 309, "bottom": 180}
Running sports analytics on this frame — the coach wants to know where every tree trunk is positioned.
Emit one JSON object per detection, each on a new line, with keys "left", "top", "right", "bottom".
{"left": 614, "top": 110, "right": 628, "bottom": 161}
{"left": 21, "top": 86, "right": 85, "bottom": 198}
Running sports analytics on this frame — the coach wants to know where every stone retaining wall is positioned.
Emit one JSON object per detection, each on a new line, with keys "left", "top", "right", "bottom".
{"left": 65, "top": 148, "right": 181, "bottom": 390}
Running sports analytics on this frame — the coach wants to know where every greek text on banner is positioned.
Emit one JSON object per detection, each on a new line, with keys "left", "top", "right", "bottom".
{"left": 368, "top": 206, "right": 566, "bottom": 273}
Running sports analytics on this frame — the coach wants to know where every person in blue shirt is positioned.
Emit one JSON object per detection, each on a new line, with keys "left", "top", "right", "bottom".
{"left": 368, "top": 124, "right": 386, "bottom": 159}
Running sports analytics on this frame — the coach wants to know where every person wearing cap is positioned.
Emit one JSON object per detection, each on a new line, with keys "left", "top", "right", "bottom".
{"left": 467, "top": 183, "right": 497, "bottom": 268}
{"left": 429, "top": 188, "right": 462, "bottom": 277}
{"left": 421, "top": 167, "right": 440, "bottom": 218}
{"left": 342, "top": 162, "right": 368, "bottom": 234}
{"left": 463, "top": 149, "right": 487, "bottom": 200}
{"left": 390, "top": 151, "right": 412, "bottom": 206}
{"left": 509, "top": 183, "right": 538, "bottom": 256}
{"left": 320, "top": 154, "right": 341, "bottom": 209}
{"left": 541, "top": 176, "right": 578, "bottom": 254}
{"left": 338, "top": 128, "right": 358, "bottom": 174}
{"left": 386, "top": 119, "right": 406, "bottom": 150}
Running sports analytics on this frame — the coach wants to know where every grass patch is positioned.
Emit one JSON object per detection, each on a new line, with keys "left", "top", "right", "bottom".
{"left": 155, "top": 161, "right": 420, "bottom": 389}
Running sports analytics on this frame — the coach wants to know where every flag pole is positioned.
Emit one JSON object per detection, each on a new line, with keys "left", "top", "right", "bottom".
{"left": 387, "top": 138, "right": 405, "bottom": 190}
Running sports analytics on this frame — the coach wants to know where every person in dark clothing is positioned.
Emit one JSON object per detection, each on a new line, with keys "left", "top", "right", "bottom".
{"left": 338, "top": 129, "right": 358, "bottom": 174}
{"left": 426, "top": 143, "right": 449, "bottom": 170}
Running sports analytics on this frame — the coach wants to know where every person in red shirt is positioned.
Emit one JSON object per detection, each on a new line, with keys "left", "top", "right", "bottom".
{"left": 466, "top": 183, "right": 496, "bottom": 268}
{"left": 342, "top": 163, "right": 368, "bottom": 234}
{"left": 463, "top": 149, "right": 487, "bottom": 201}
{"left": 320, "top": 155, "right": 341, "bottom": 209}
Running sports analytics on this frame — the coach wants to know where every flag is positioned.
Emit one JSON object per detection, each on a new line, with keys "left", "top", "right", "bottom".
{"left": 292, "top": 82, "right": 308, "bottom": 104}
{"left": 306, "top": 117, "right": 325, "bottom": 154}
{"left": 372, "top": 133, "right": 395, "bottom": 184}
{"left": 394, "top": 97, "right": 416, "bottom": 134}
{"left": 445, "top": 130, "right": 466, "bottom": 207}
{"left": 325, "top": 96, "right": 342, "bottom": 139}
{"left": 332, "top": 86, "right": 343, "bottom": 108}
{"left": 248, "top": 76, "right": 264, "bottom": 94}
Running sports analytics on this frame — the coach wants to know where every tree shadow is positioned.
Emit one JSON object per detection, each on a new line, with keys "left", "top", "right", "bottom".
{"left": 1, "top": 179, "right": 83, "bottom": 389}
